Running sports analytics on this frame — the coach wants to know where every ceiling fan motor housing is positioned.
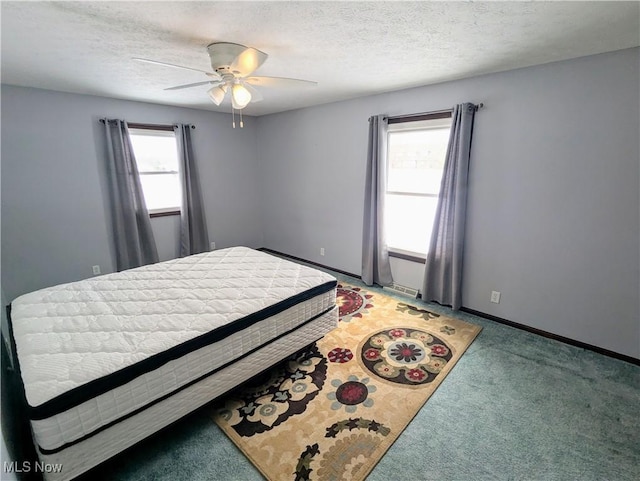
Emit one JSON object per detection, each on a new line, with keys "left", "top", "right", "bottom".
{"left": 206, "top": 42, "right": 249, "bottom": 74}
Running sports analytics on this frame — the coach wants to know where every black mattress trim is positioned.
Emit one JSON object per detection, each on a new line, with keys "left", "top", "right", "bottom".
{"left": 10, "top": 279, "right": 336, "bottom": 420}
{"left": 36, "top": 304, "right": 336, "bottom": 455}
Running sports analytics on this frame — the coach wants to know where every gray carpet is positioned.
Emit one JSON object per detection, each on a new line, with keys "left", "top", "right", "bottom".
{"left": 92, "top": 272, "right": 639, "bottom": 481}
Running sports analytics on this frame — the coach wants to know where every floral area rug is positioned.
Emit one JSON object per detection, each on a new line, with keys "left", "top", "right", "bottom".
{"left": 210, "top": 284, "right": 482, "bottom": 481}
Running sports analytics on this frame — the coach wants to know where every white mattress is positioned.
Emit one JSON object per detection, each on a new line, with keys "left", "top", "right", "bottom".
{"left": 9, "top": 246, "right": 336, "bottom": 456}
{"left": 37, "top": 308, "right": 338, "bottom": 481}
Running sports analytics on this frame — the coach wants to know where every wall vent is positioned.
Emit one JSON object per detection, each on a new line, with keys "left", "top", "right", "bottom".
{"left": 383, "top": 283, "right": 419, "bottom": 299}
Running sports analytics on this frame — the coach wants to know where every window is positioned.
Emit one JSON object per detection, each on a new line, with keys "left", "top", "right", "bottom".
{"left": 385, "top": 115, "right": 452, "bottom": 259}
{"left": 128, "top": 127, "right": 181, "bottom": 215}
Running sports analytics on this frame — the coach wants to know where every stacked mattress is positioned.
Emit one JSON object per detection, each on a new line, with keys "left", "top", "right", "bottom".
{"left": 8, "top": 246, "right": 338, "bottom": 480}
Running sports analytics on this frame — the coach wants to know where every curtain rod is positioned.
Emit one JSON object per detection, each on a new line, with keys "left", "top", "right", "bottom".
{"left": 99, "top": 119, "right": 195, "bottom": 129}
{"left": 383, "top": 102, "right": 484, "bottom": 122}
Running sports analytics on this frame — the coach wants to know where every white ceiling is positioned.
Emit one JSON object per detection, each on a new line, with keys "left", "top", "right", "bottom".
{"left": 1, "top": 1, "right": 639, "bottom": 116}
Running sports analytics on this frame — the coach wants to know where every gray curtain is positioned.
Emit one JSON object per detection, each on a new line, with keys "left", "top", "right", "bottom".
{"left": 103, "top": 119, "right": 159, "bottom": 271}
{"left": 362, "top": 114, "right": 393, "bottom": 286}
{"left": 174, "top": 124, "right": 210, "bottom": 256}
{"left": 422, "top": 103, "right": 477, "bottom": 310}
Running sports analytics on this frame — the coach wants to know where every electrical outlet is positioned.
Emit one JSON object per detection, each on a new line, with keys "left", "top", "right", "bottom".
{"left": 490, "top": 290, "right": 501, "bottom": 304}
{"left": 92, "top": 265, "right": 101, "bottom": 276}
{"left": 210, "top": 242, "right": 216, "bottom": 251}
{"left": 320, "top": 247, "right": 325, "bottom": 256}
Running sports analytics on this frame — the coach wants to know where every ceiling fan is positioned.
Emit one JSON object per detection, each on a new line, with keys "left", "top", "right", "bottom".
{"left": 134, "top": 42, "right": 316, "bottom": 118}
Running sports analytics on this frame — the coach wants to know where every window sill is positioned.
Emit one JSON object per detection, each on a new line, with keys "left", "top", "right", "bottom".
{"left": 388, "top": 249, "right": 426, "bottom": 264}
{"left": 149, "top": 209, "right": 180, "bottom": 218}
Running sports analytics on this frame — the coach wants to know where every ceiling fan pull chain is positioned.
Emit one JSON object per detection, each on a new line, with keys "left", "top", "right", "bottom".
{"left": 240, "top": 109, "right": 244, "bottom": 129}
{"left": 232, "top": 106, "right": 236, "bottom": 128}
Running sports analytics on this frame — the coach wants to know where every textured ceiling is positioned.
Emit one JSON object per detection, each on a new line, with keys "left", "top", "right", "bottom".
{"left": 1, "top": 1, "right": 639, "bottom": 116}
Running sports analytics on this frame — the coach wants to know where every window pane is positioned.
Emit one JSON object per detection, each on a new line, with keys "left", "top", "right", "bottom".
{"left": 385, "top": 194, "right": 439, "bottom": 256}
{"left": 129, "top": 132, "right": 179, "bottom": 172}
{"left": 128, "top": 129, "right": 182, "bottom": 213}
{"left": 139, "top": 173, "right": 181, "bottom": 210}
{"left": 387, "top": 128, "right": 450, "bottom": 195}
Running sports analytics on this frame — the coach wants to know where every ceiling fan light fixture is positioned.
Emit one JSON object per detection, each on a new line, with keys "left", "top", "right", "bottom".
{"left": 231, "top": 83, "right": 252, "bottom": 109}
{"left": 207, "top": 85, "right": 227, "bottom": 105}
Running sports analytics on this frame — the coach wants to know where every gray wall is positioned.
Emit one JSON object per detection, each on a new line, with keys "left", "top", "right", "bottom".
{"left": 256, "top": 48, "right": 640, "bottom": 358}
{"left": 1, "top": 86, "right": 263, "bottom": 301}
{"left": 1, "top": 49, "right": 638, "bottom": 359}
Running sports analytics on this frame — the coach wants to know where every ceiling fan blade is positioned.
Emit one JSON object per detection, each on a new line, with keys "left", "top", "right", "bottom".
{"left": 133, "top": 57, "right": 222, "bottom": 80}
{"left": 164, "top": 80, "right": 223, "bottom": 91}
{"left": 230, "top": 48, "right": 268, "bottom": 77}
{"left": 241, "top": 82, "right": 263, "bottom": 103}
{"left": 244, "top": 76, "right": 317, "bottom": 89}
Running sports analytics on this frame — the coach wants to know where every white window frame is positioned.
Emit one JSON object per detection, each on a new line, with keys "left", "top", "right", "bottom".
{"left": 128, "top": 125, "right": 182, "bottom": 217}
{"left": 385, "top": 113, "right": 453, "bottom": 262}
